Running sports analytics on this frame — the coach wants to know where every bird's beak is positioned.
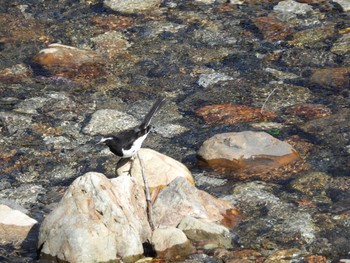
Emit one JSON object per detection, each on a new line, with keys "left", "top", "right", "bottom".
{"left": 96, "top": 138, "right": 104, "bottom": 145}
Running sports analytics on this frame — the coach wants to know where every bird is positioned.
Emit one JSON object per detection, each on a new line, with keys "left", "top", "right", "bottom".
{"left": 98, "top": 97, "right": 165, "bottom": 158}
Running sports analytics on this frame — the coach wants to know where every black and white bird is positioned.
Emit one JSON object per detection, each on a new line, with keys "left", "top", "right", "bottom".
{"left": 98, "top": 97, "right": 165, "bottom": 158}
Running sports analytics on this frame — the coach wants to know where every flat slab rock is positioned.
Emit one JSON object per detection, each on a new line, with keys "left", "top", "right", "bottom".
{"left": 0, "top": 204, "right": 38, "bottom": 244}
{"left": 197, "top": 131, "right": 300, "bottom": 173}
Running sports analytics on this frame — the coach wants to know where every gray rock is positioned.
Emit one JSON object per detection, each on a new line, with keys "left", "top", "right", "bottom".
{"left": 13, "top": 96, "right": 49, "bottom": 114}
{"left": 178, "top": 216, "right": 232, "bottom": 249}
{"left": 82, "top": 109, "right": 138, "bottom": 136}
{"left": 0, "top": 111, "right": 32, "bottom": 135}
{"left": 331, "top": 33, "right": 350, "bottom": 55}
{"left": 151, "top": 227, "right": 195, "bottom": 260}
{"left": 152, "top": 177, "right": 238, "bottom": 228}
{"left": 0, "top": 184, "right": 46, "bottom": 207}
{"left": 274, "top": 0, "right": 313, "bottom": 21}
{"left": 198, "top": 73, "right": 234, "bottom": 88}
{"left": 38, "top": 172, "right": 152, "bottom": 263}
{"left": 104, "top": 0, "right": 161, "bottom": 14}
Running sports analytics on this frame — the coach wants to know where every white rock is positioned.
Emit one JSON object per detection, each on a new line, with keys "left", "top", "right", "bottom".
{"left": 274, "top": 0, "right": 313, "bottom": 21}
{"left": 198, "top": 73, "right": 234, "bottom": 88}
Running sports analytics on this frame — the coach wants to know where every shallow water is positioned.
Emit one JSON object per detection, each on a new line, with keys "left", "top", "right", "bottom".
{"left": 1, "top": 0, "right": 350, "bottom": 261}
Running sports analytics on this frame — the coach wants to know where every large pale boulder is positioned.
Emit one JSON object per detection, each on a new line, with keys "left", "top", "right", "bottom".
{"left": 197, "top": 131, "right": 300, "bottom": 173}
{"left": 38, "top": 172, "right": 152, "bottom": 263}
{"left": 117, "top": 148, "right": 195, "bottom": 190}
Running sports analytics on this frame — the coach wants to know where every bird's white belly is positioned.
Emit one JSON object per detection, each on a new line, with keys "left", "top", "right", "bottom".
{"left": 121, "top": 133, "right": 148, "bottom": 158}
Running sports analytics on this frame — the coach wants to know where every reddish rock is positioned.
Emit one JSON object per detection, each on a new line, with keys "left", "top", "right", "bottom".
{"left": 252, "top": 16, "right": 294, "bottom": 41}
{"left": 0, "top": 14, "right": 51, "bottom": 44}
{"left": 310, "top": 67, "right": 350, "bottom": 89}
{"left": 91, "top": 15, "right": 134, "bottom": 31}
{"left": 195, "top": 104, "right": 276, "bottom": 125}
{"left": 285, "top": 103, "right": 332, "bottom": 120}
{"left": 0, "top": 64, "right": 33, "bottom": 83}
{"left": 32, "top": 43, "right": 105, "bottom": 80}
{"left": 304, "top": 255, "right": 327, "bottom": 263}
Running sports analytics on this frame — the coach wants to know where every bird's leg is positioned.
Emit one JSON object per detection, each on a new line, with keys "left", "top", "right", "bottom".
{"left": 115, "top": 158, "right": 131, "bottom": 176}
{"left": 128, "top": 156, "right": 136, "bottom": 176}
{"left": 137, "top": 152, "right": 154, "bottom": 231}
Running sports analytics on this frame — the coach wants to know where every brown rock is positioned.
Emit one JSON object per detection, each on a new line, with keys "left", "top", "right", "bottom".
{"left": 310, "top": 67, "right": 350, "bottom": 89}
{"left": 32, "top": 43, "right": 105, "bottom": 79}
{"left": 252, "top": 16, "right": 294, "bottom": 41}
{"left": 198, "top": 131, "right": 300, "bottom": 173}
{"left": 0, "top": 64, "right": 33, "bottom": 83}
{"left": 91, "top": 15, "right": 134, "bottom": 31}
{"left": 285, "top": 103, "right": 332, "bottom": 120}
{"left": 195, "top": 104, "right": 276, "bottom": 125}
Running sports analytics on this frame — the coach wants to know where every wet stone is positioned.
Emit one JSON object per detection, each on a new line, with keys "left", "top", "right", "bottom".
{"left": 0, "top": 64, "right": 33, "bottom": 83}
{"left": 91, "top": 31, "right": 131, "bottom": 60}
{"left": 285, "top": 103, "right": 332, "bottom": 120}
{"left": 331, "top": 33, "right": 350, "bottom": 55}
{"left": 91, "top": 15, "right": 135, "bottom": 31}
{"left": 309, "top": 67, "right": 350, "bottom": 89}
{"left": 82, "top": 109, "right": 138, "bottom": 136}
{"left": 32, "top": 43, "right": 105, "bottom": 80}
{"left": 103, "top": 0, "right": 161, "bottom": 14}
{"left": 273, "top": 0, "right": 314, "bottom": 21}
{"left": 252, "top": 16, "right": 294, "bottom": 40}
{"left": 289, "top": 24, "right": 335, "bottom": 47}
{"left": 195, "top": 104, "right": 276, "bottom": 125}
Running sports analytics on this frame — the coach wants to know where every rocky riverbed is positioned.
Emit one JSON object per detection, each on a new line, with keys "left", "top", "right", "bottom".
{"left": 1, "top": 0, "right": 350, "bottom": 262}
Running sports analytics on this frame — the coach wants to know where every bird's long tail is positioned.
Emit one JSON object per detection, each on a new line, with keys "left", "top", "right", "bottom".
{"left": 140, "top": 97, "right": 165, "bottom": 129}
